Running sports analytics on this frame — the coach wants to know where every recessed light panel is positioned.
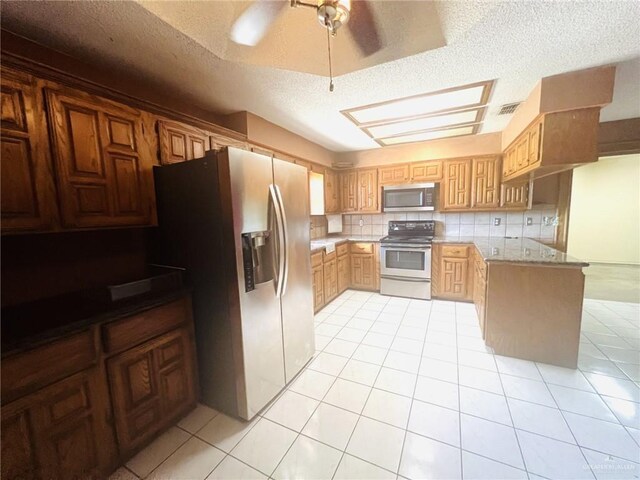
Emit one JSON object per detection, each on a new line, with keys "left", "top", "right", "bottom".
{"left": 365, "top": 108, "right": 483, "bottom": 139}
{"left": 379, "top": 125, "right": 478, "bottom": 146}
{"left": 342, "top": 80, "right": 493, "bottom": 147}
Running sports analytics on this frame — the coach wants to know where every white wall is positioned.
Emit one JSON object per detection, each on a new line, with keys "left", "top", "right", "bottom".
{"left": 568, "top": 154, "right": 640, "bottom": 264}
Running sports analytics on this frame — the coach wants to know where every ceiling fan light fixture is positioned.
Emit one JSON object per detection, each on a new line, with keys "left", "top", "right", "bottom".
{"left": 317, "top": 0, "right": 350, "bottom": 34}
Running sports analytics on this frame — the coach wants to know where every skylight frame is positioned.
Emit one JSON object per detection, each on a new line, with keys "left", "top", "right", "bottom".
{"left": 376, "top": 123, "right": 480, "bottom": 147}
{"left": 342, "top": 80, "right": 494, "bottom": 128}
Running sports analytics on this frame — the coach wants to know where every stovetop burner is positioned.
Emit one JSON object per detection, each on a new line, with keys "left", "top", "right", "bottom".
{"left": 382, "top": 220, "right": 435, "bottom": 245}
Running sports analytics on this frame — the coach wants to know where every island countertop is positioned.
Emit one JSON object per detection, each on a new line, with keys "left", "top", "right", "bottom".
{"left": 433, "top": 236, "right": 589, "bottom": 267}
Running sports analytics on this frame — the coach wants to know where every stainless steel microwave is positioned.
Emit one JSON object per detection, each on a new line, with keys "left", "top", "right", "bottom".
{"left": 382, "top": 183, "right": 436, "bottom": 212}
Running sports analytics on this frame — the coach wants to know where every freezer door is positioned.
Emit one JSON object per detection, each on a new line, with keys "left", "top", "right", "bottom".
{"left": 228, "top": 148, "right": 286, "bottom": 419}
{"left": 273, "top": 158, "right": 315, "bottom": 383}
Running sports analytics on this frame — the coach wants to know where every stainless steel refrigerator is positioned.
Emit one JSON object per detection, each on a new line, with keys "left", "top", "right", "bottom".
{"left": 153, "top": 147, "right": 315, "bottom": 420}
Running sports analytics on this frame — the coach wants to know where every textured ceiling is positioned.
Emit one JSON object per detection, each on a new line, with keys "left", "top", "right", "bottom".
{"left": 137, "top": 1, "right": 447, "bottom": 76}
{"left": 2, "top": 0, "right": 639, "bottom": 152}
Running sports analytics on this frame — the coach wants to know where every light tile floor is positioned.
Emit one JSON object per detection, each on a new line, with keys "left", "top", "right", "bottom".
{"left": 111, "top": 290, "right": 640, "bottom": 480}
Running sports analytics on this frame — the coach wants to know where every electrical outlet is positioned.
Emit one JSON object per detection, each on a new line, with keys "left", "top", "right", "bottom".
{"left": 359, "top": 219, "right": 364, "bottom": 227}
{"left": 493, "top": 217, "right": 501, "bottom": 226}
{"left": 526, "top": 217, "right": 533, "bottom": 226}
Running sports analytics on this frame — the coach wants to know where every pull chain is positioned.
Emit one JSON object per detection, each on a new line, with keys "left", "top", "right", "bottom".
{"left": 326, "top": 22, "right": 334, "bottom": 92}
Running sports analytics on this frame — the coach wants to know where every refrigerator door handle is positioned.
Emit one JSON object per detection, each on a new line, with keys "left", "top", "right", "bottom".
{"left": 274, "top": 184, "right": 289, "bottom": 297}
{"left": 269, "top": 184, "right": 286, "bottom": 298}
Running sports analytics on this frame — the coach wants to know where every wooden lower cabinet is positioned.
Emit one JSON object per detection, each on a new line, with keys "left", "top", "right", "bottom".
{"left": 432, "top": 244, "right": 473, "bottom": 301}
{"left": 337, "top": 252, "right": 350, "bottom": 294}
{"left": 350, "top": 248, "right": 376, "bottom": 291}
{"left": 107, "top": 327, "right": 196, "bottom": 454}
{"left": 323, "top": 256, "right": 338, "bottom": 304}
{"left": 0, "top": 295, "right": 197, "bottom": 479}
{"left": 1, "top": 367, "right": 117, "bottom": 480}
{"left": 311, "top": 252, "right": 324, "bottom": 312}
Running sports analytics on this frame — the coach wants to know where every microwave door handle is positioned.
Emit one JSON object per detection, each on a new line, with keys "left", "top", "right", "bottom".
{"left": 269, "top": 185, "right": 286, "bottom": 298}
{"left": 274, "top": 184, "right": 289, "bottom": 297}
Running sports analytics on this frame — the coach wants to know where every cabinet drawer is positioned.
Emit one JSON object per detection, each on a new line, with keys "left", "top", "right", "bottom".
{"left": 350, "top": 242, "right": 374, "bottom": 254}
{"left": 1, "top": 329, "right": 97, "bottom": 403}
{"left": 441, "top": 245, "right": 469, "bottom": 258}
{"left": 323, "top": 250, "right": 336, "bottom": 262}
{"left": 311, "top": 252, "right": 323, "bottom": 268}
{"left": 336, "top": 243, "right": 349, "bottom": 257}
{"left": 102, "top": 297, "right": 189, "bottom": 354}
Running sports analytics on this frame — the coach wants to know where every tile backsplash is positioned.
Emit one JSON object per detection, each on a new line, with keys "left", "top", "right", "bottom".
{"left": 341, "top": 204, "right": 558, "bottom": 241}
{"left": 310, "top": 215, "right": 328, "bottom": 239}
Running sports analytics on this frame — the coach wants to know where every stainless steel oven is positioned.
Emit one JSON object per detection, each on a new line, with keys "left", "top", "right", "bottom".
{"left": 380, "top": 243, "right": 432, "bottom": 299}
{"left": 382, "top": 183, "right": 436, "bottom": 212}
{"left": 380, "top": 220, "right": 435, "bottom": 300}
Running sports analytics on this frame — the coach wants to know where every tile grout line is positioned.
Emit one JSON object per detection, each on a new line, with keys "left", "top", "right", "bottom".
{"left": 453, "top": 302, "right": 465, "bottom": 480}
{"left": 269, "top": 290, "right": 386, "bottom": 479}
{"left": 330, "top": 293, "right": 409, "bottom": 478}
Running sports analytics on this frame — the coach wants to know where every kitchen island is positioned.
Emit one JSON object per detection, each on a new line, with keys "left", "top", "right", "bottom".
{"left": 434, "top": 236, "right": 589, "bottom": 368}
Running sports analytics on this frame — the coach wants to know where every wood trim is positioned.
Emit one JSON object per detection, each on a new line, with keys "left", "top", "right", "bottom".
{"left": 0, "top": 30, "right": 246, "bottom": 144}
{"left": 554, "top": 170, "right": 573, "bottom": 253}
{"left": 598, "top": 118, "right": 640, "bottom": 156}
{"left": 341, "top": 80, "right": 494, "bottom": 127}
{"left": 361, "top": 106, "right": 487, "bottom": 140}
{"left": 377, "top": 123, "right": 480, "bottom": 147}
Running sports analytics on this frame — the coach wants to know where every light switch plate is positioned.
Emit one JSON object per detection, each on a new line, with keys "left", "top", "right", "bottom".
{"left": 526, "top": 217, "right": 533, "bottom": 226}
{"left": 493, "top": 217, "right": 501, "bottom": 226}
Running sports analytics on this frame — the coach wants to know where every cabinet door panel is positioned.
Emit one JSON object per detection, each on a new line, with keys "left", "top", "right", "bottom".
{"left": 30, "top": 368, "right": 117, "bottom": 480}
{"left": 46, "top": 88, "right": 152, "bottom": 228}
{"left": 357, "top": 169, "right": 378, "bottom": 212}
{"left": 159, "top": 120, "right": 211, "bottom": 165}
{"left": 471, "top": 157, "right": 501, "bottom": 209}
{"left": 410, "top": 161, "right": 442, "bottom": 182}
{"left": 441, "top": 257, "right": 468, "bottom": 299}
{"left": 324, "top": 169, "right": 340, "bottom": 213}
{"left": 312, "top": 264, "right": 324, "bottom": 311}
{"left": 111, "top": 154, "right": 143, "bottom": 214}
{"left": 1, "top": 71, "right": 58, "bottom": 233}
{"left": 351, "top": 254, "right": 375, "bottom": 290}
{"left": 337, "top": 254, "right": 349, "bottom": 294}
{"left": 340, "top": 171, "right": 357, "bottom": 212}
{"left": 1, "top": 406, "right": 37, "bottom": 480}
{"left": 443, "top": 160, "right": 471, "bottom": 209}
{"left": 378, "top": 165, "right": 409, "bottom": 185}
{"left": 500, "top": 181, "right": 530, "bottom": 209}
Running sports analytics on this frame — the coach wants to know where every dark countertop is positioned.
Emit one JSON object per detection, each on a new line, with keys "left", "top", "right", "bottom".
{"left": 1, "top": 286, "right": 191, "bottom": 357}
{"left": 433, "top": 236, "right": 589, "bottom": 267}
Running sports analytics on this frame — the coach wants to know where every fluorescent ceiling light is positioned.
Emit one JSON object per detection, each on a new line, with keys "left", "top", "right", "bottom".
{"left": 380, "top": 125, "right": 477, "bottom": 146}
{"left": 366, "top": 109, "right": 481, "bottom": 138}
{"left": 346, "top": 81, "right": 491, "bottom": 125}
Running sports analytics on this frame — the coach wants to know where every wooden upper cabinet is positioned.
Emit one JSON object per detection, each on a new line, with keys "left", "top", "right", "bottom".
{"left": 471, "top": 157, "right": 501, "bottom": 209}
{"left": 158, "top": 120, "right": 210, "bottom": 165}
{"left": 500, "top": 180, "right": 530, "bottom": 209}
{"left": 442, "top": 159, "right": 471, "bottom": 209}
{"left": 324, "top": 169, "right": 340, "bottom": 214}
{"left": 1, "top": 69, "right": 58, "bottom": 233}
{"left": 45, "top": 87, "right": 156, "bottom": 228}
{"left": 378, "top": 164, "right": 409, "bottom": 185}
{"left": 502, "top": 110, "right": 598, "bottom": 181}
{"left": 340, "top": 171, "right": 357, "bottom": 212}
{"left": 357, "top": 168, "right": 379, "bottom": 212}
{"left": 409, "top": 161, "right": 443, "bottom": 182}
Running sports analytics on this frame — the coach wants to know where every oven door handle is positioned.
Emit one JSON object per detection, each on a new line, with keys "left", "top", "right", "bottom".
{"left": 380, "top": 275, "right": 431, "bottom": 283}
{"left": 381, "top": 245, "right": 432, "bottom": 250}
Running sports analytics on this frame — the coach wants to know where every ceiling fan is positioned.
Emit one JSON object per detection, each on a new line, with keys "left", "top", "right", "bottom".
{"left": 230, "top": 0, "right": 383, "bottom": 90}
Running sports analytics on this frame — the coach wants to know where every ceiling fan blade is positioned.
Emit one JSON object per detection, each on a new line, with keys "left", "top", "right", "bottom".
{"left": 348, "top": 0, "right": 383, "bottom": 57}
{"left": 230, "top": 0, "right": 287, "bottom": 46}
